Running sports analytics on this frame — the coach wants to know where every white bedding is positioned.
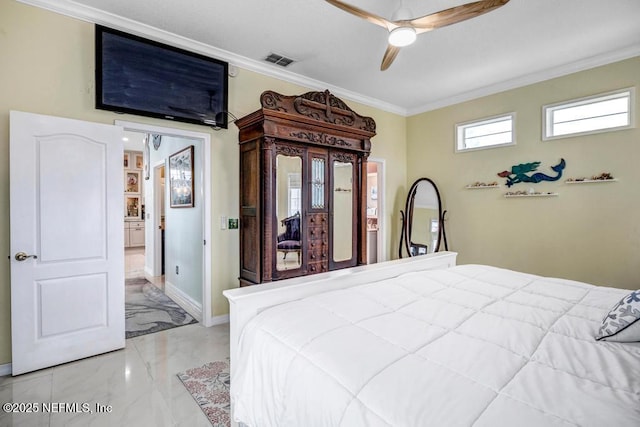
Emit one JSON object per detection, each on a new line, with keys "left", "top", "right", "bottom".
{"left": 231, "top": 265, "right": 640, "bottom": 426}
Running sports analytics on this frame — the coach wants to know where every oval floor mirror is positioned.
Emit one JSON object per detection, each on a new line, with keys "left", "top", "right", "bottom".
{"left": 399, "top": 178, "right": 448, "bottom": 258}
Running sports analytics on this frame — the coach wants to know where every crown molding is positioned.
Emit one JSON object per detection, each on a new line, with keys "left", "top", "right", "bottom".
{"left": 16, "top": 0, "right": 407, "bottom": 116}
{"left": 407, "top": 44, "right": 640, "bottom": 116}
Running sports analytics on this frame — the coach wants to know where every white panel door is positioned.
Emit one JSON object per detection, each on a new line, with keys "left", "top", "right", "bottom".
{"left": 10, "top": 111, "right": 124, "bottom": 375}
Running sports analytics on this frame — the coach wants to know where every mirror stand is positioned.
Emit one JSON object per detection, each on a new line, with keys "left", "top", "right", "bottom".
{"left": 441, "top": 209, "right": 449, "bottom": 252}
{"left": 398, "top": 178, "right": 448, "bottom": 258}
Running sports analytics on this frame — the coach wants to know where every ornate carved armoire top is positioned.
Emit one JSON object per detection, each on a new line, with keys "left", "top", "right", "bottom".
{"left": 235, "top": 90, "right": 376, "bottom": 154}
{"left": 260, "top": 90, "right": 376, "bottom": 133}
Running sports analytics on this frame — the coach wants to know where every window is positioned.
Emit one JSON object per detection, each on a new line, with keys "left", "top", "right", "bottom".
{"left": 543, "top": 88, "right": 634, "bottom": 140}
{"left": 456, "top": 113, "right": 515, "bottom": 152}
{"left": 288, "top": 173, "right": 301, "bottom": 216}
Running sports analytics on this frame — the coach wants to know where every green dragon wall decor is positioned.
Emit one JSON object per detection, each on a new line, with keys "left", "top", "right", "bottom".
{"left": 498, "top": 159, "right": 566, "bottom": 188}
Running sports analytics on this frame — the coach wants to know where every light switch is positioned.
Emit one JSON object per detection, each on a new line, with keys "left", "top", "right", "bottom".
{"left": 220, "top": 216, "right": 227, "bottom": 230}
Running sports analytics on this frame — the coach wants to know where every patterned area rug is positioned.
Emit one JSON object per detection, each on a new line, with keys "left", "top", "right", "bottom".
{"left": 177, "top": 359, "right": 231, "bottom": 427}
{"left": 125, "top": 277, "right": 198, "bottom": 339}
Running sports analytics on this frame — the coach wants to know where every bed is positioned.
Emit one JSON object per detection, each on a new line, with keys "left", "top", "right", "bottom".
{"left": 223, "top": 252, "right": 640, "bottom": 426}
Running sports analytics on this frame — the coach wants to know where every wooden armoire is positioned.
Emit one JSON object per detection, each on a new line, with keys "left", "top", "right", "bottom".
{"left": 236, "top": 90, "right": 376, "bottom": 286}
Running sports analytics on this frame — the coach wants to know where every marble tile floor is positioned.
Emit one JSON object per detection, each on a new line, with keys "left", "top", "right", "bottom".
{"left": 276, "top": 252, "right": 301, "bottom": 272}
{"left": 0, "top": 322, "right": 230, "bottom": 426}
{"left": 125, "top": 246, "right": 165, "bottom": 290}
{"left": 125, "top": 247, "right": 146, "bottom": 280}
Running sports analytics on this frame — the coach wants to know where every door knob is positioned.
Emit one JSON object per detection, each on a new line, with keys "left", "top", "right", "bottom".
{"left": 15, "top": 252, "right": 37, "bottom": 262}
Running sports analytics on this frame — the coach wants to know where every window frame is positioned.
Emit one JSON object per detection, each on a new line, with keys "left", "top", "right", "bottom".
{"left": 287, "top": 172, "right": 301, "bottom": 217}
{"left": 542, "top": 87, "right": 635, "bottom": 141}
{"left": 455, "top": 112, "right": 516, "bottom": 153}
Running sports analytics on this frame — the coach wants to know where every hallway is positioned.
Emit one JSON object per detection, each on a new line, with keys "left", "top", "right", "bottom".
{"left": 125, "top": 247, "right": 164, "bottom": 289}
{"left": 125, "top": 247, "right": 145, "bottom": 279}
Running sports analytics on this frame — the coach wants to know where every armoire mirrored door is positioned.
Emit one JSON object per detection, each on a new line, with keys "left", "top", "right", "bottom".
{"left": 330, "top": 152, "right": 358, "bottom": 270}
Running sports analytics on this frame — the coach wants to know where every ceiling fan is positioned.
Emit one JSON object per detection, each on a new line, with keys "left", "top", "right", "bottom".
{"left": 325, "top": 0, "right": 510, "bottom": 70}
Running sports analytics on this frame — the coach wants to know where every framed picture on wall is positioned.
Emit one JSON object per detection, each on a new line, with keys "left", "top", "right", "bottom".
{"left": 168, "top": 145, "right": 194, "bottom": 208}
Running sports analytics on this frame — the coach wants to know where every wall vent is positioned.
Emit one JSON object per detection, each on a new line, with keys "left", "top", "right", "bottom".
{"left": 264, "top": 53, "right": 295, "bottom": 67}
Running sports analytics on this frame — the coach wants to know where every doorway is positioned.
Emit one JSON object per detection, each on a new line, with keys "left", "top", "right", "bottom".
{"left": 123, "top": 134, "right": 149, "bottom": 281}
{"left": 117, "top": 120, "right": 212, "bottom": 327}
{"left": 367, "top": 158, "right": 385, "bottom": 264}
{"left": 153, "top": 163, "right": 166, "bottom": 279}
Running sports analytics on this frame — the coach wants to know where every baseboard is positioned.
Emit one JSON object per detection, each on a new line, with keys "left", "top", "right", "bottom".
{"left": 0, "top": 363, "right": 12, "bottom": 376}
{"left": 164, "top": 280, "right": 203, "bottom": 323}
{"left": 207, "top": 314, "right": 229, "bottom": 326}
{"left": 144, "top": 266, "right": 154, "bottom": 278}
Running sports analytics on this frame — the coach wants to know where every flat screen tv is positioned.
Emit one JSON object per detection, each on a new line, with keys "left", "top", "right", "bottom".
{"left": 96, "top": 25, "right": 229, "bottom": 128}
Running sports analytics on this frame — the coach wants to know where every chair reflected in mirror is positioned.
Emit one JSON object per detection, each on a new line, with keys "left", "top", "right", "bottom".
{"left": 277, "top": 212, "right": 301, "bottom": 269}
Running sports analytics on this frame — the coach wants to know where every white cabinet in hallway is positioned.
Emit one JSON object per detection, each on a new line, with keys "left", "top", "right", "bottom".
{"left": 125, "top": 221, "right": 145, "bottom": 247}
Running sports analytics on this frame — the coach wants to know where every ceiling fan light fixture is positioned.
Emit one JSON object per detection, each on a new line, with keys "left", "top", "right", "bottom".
{"left": 325, "top": 0, "right": 511, "bottom": 70}
{"left": 388, "top": 26, "right": 416, "bottom": 47}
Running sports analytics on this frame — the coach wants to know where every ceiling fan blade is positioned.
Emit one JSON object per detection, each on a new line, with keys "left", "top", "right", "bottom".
{"left": 380, "top": 45, "right": 401, "bottom": 71}
{"left": 408, "top": 0, "right": 509, "bottom": 32}
{"left": 325, "top": 0, "right": 395, "bottom": 30}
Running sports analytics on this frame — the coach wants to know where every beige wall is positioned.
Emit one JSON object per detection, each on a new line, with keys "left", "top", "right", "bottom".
{"left": 406, "top": 57, "right": 640, "bottom": 289}
{"left": 0, "top": 0, "right": 406, "bottom": 365}
{"left": 5, "top": 0, "right": 633, "bottom": 369}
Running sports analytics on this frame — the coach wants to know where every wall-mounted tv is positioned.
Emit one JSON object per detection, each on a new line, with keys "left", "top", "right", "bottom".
{"left": 96, "top": 25, "right": 229, "bottom": 128}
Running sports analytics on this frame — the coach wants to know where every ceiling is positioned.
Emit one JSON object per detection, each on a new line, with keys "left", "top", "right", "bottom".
{"left": 24, "top": 0, "right": 640, "bottom": 116}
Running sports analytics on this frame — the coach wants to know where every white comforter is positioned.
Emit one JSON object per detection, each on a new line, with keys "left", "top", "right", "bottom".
{"left": 231, "top": 265, "right": 640, "bottom": 426}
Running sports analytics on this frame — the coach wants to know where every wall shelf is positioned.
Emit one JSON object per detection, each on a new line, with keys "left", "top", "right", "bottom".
{"left": 565, "top": 179, "right": 618, "bottom": 184}
{"left": 465, "top": 184, "right": 500, "bottom": 189}
{"left": 504, "top": 192, "right": 558, "bottom": 198}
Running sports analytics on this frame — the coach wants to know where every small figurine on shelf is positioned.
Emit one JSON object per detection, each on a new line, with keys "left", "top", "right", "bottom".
{"left": 567, "top": 172, "right": 615, "bottom": 182}
{"left": 504, "top": 189, "right": 556, "bottom": 197}
{"left": 466, "top": 181, "right": 499, "bottom": 188}
{"left": 592, "top": 172, "right": 614, "bottom": 180}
